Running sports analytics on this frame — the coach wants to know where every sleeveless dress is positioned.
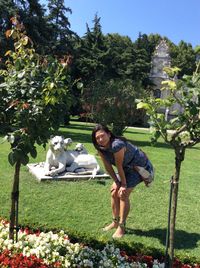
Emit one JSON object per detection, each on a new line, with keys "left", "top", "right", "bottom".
{"left": 100, "top": 138, "right": 154, "bottom": 188}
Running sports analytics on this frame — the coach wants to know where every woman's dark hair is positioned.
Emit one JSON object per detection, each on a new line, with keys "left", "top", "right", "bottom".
{"left": 92, "top": 124, "right": 126, "bottom": 151}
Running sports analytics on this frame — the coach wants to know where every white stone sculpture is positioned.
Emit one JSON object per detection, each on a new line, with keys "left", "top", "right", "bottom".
{"left": 44, "top": 136, "right": 100, "bottom": 177}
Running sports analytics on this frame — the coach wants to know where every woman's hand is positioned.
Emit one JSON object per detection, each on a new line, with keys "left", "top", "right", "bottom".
{"left": 110, "top": 181, "right": 120, "bottom": 193}
{"left": 118, "top": 186, "right": 127, "bottom": 198}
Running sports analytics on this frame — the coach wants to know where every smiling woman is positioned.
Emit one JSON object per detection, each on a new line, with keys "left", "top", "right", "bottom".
{"left": 92, "top": 124, "right": 154, "bottom": 239}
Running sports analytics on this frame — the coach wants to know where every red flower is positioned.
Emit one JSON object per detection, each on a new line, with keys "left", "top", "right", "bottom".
{"left": 0, "top": 250, "right": 49, "bottom": 268}
{"left": 120, "top": 250, "right": 127, "bottom": 257}
{"left": 53, "top": 261, "right": 62, "bottom": 267}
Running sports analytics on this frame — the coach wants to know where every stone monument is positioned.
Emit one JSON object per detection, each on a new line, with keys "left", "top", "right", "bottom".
{"left": 27, "top": 136, "right": 109, "bottom": 182}
{"left": 150, "top": 39, "right": 182, "bottom": 118}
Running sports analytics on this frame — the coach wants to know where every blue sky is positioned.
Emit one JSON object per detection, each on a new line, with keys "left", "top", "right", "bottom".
{"left": 62, "top": 0, "right": 200, "bottom": 47}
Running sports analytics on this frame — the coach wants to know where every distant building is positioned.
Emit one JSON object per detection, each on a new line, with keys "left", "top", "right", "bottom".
{"left": 150, "top": 39, "right": 182, "bottom": 118}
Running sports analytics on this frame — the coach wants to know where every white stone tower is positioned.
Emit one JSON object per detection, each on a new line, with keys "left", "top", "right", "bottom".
{"left": 150, "top": 39, "right": 171, "bottom": 101}
{"left": 150, "top": 40, "right": 182, "bottom": 117}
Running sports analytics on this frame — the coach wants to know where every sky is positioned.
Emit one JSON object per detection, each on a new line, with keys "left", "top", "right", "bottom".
{"left": 62, "top": 0, "right": 200, "bottom": 48}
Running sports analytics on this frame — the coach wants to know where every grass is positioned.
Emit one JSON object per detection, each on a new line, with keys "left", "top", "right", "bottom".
{"left": 0, "top": 121, "right": 200, "bottom": 263}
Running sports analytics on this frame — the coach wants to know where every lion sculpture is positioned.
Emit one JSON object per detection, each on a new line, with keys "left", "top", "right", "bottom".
{"left": 44, "top": 136, "right": 100, "bottom": 177}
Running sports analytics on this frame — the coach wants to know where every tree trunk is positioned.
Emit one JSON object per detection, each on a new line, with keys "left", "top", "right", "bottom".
{"left": 168, "top": 147, "right": 185, "bottom": 267}
{"left": 9, "top": 160, "right": 21, "bottom": 242}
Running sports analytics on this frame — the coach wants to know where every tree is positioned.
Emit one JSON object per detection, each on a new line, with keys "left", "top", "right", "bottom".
{"left": 17, "top": 0, "right": 52, "bottom": 54}
{"left": 134, "top": 33, "right": 159, "bottom": 62}
{"left": 47, "top": 0, "right": 76, "bottom": 56}
{"left": 73, "top": 20, "right": 152, "bottom": 121}
{"left": 82, "top": 78, "right": 144, "bottom": 135}
{"left": 0, "top": 0, "right": 18, "bottom": 61}
{"left": 137, "top": 65, "right": 200, "bottom": 267}
{"left": 104, "top": 33, "right": 134, "bottom": 80}
{"left": 134, "top": 33, "right": 161, "bottom": 81}
{"left": 0, "top": 17, "right": 72, "bottom": 241}
{"left": 169, "top": 40, "right": 196, "bottom": 78}
{"left": 70, "top": 14, "right": 109, "bottom": 116}
{"left": 74, "top": 14, "right": 108, "bottom": 83}
{"left": 0, "top": 0, "right": 50, "bottom": 56}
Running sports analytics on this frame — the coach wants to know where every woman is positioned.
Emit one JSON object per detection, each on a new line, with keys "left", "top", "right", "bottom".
{"left": 92, "top": 124, "right": 154, "bottom": 238}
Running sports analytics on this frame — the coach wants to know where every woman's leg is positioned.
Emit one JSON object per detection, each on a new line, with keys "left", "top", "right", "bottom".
{"left": 103, "top": 184, "right": 120, "bottom": 231}
{"left": 112, "top": 187, "right": 133, "bottom": 238}
{"left": 111, "top": 188, "right": 120, "bottom": 219}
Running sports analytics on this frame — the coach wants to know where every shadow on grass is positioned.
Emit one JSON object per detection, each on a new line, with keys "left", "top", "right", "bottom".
{"left": 126, "top": 227, "right": 200, "bottom": 250}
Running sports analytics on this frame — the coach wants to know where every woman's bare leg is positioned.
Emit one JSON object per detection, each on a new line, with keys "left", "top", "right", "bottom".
{"left": 112, "top": 187, "right": 133, "bottom": 238}
{"left": 103, "top": 186, "right": 120, "bottom": 231}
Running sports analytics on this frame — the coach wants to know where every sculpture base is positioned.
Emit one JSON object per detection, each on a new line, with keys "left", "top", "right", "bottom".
{"left": 27, "top": 162, "right": 110, "bottom": 182}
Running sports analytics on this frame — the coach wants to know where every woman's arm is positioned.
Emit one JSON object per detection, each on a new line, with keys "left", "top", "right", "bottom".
{"left": 114, "top": 148, "right": 127, "bottom": 187}
{"left": 98, "top": 151, "right": 119, "bottom": 183}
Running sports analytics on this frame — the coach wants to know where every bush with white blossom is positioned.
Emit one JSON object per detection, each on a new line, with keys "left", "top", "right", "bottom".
{"left": 0, "top": 219, "right": 166, "bottom": 267}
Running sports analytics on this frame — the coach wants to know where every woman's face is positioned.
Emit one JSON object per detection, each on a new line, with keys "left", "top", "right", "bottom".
{"left": 95, "top": 130, "right": 111, "bottom": 148}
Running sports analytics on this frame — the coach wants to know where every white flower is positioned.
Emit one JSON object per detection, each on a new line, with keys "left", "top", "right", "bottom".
{"left": 65, "top": 259, "right": 71, "bottom": 267}
{"left": 0, "top": 220, "right": 164, "bottom": 268}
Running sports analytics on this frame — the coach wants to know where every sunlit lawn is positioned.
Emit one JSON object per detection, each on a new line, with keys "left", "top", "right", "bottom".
{"left": 0, "top": 121, "right": 200, "bottom": 263}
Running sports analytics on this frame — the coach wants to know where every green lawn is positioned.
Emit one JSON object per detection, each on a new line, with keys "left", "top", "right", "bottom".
{"left": 0, "top": 121, "right": 200, "bottom": 263}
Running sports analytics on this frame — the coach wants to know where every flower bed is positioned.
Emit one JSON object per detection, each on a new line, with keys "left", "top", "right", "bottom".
{"left": 0, "top": 220, "right": 199, "bottom": 268}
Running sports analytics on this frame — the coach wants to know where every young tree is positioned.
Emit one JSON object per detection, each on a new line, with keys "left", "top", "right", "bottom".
{"left": 0, "top": 17, "right": 72, "bottom": 241}
{"left": 137, "top": 65, "right": 200, "bottom": 267}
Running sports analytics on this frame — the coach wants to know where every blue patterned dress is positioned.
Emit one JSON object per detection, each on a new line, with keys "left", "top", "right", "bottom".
{"left": 100, "top": 138, "right": 154, "bottom": 188}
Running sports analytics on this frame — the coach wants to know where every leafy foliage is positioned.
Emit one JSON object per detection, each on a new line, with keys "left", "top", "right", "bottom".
{"left": 74, "top": 15, "right": 108, "bottom": 83}
{"left": 0, "top": 17, "right": 72, "bottom": 165}
{"left": 137, "top": 66, "right": 200, "bottom": 147}
{"left": 47, "top": 0, "right": 76, "bottom": 56}
{"left": 82, "top": 79, "right": 144, "bottom": 135}
{"left": 169, "top": 40, "right": 196, "bottom": 78}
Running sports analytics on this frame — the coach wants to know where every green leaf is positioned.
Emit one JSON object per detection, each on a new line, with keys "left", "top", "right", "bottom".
{"left": 22, "top": 36, "right": 29, "bottom": 46}
{"left": 161, "top": 80, "right": 176, "bottom": 91}
{"left": 50, "top": 82, "right": 55, "bottom": 89}
{"left": 21, "top": 154, "right": 29, "bottom": 165}
{"left": 151, "top": 130, "right": 161, "bottom": 145}
{"left": 77, "top": 82, "right": 83, "bottom": 89}
{"left": 0, "top": 82, "right": 7, "bottom": 88}
{"left": 137, "top": 102, "right": 150, "bottom": 110}
{"left": 18, "top": 71, "right": 25, "bottom": 79}
{"left": 8, "top": 152, "right": 16, "bottom": 166}
{"left": 163, "top": 66, "right": 180, "bottom": 77}
{"left": 157, "top": 113, "right": 165, "bottom": 120}
{"left": 170, "top": 117, "right": 180, "bottom": 124}
{"left": 30, "top": 147, "right": 37, "bottom": 158}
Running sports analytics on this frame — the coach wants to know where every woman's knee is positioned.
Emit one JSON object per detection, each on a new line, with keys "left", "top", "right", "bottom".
{"left": 119, "top": 188, "right": 133, "bottom": 201}
{"left": 111, "top": 189, "right": 119, "bottom": 198}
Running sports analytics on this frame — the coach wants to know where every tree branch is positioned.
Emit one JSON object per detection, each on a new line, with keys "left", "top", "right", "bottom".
{"left": 171, "top": 124, "right": 187, "bottom": 141}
